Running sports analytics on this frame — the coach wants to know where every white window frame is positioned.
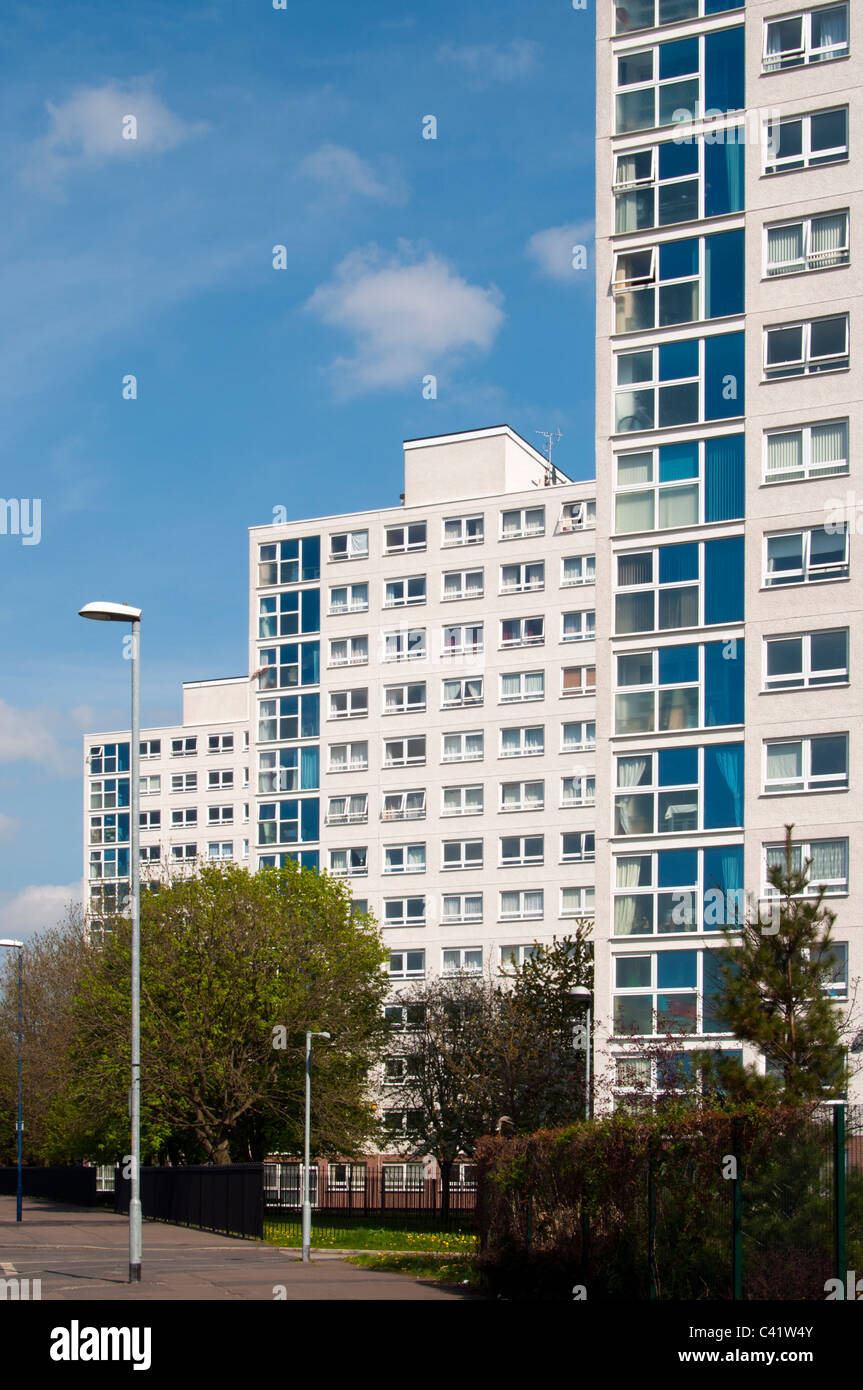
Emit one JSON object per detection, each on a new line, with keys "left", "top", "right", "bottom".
{"left": 499, "top": 834, "right": 544, "bottom": 868}
{"left": 561, "top": 776, "right": 596, "bottom": 808}
{"left": 500, "top": 780, "right": 544, "bottom": 813}
{"left": 384, "top": 681, "right": 427, "bottom": 715}
{"left": 500, "top": 560, "right": 545, "bottom": 594}
{"left": 384, "top": 575, "right": 427, "bottom": 608}
{"left": 329, "top": 847, "right": 368, "bottom": 877}
{"left": 383, "top": 628, "right": 427, "bottom": 662}
{"left": 442, "top": 676, "right": 483, "bottom": 708}
{"left": 442, "top": 513, "right": 484, "bottom": 547}
{"left": 562, "top": 721, "right": 596, "bottom": 752}
{"left": 559, "top": 499, "right": 596, "bottom": 532}
{"left": 207, "top": 841, "right": 233, "bottom": 861}
{"left": 384, "top": 898, "right": 427, "bottom": 928}
{"left": 442, "top": 838, "right": 483, "bottom": 871}
{"left": 763, "top": 629, "right": 849, "bottom": 690}
{"left": 329, "top": 529, "right": 369, "bottom": 562}
{"left": 764, "top": 525, "right": 849, "bottom": 586}
{"left": 388, "top": 948, "right": 426, "bottom": 977}
{"left": 171, "top": 772, "right": 197, "bottom": 793}
{"left": 499, "top": 944, "right": 539, "bottom": 969}
{"left": 500, "top": 506, "right": 545, "bottom": 540}
{"left": 441, "top": 730, "right": 484, "bottom": 764}
{"left": 328, "top": 582, "right": 369, "bottom": 615}
{"left": 562, "top": 610, "right": 596, "bottom": 642}
{"left": 442, "top": 784, "right": 484, "bottom": 817}
{"left": 500, "top": 615, "right": 545, "bottom": 649}
{"left": 326, "top": 794, "right": 368, "bottom": 826}
{"left": 763, "top": 314, "right": 849, "bottom": 379}
{"left": 381, "top": 790, "right": 426, "bottom": 822}
{"left": 441, "top": 947, "right": 483, "bottom": 974}
{"left": 561, "top": 832, "right": 596, "bottom": 863}
{"left": 763, "top": 836, "right": 849, "bottom": 897}
{"left": 762, "top": 5, "right": 849, "bottom": 72}
{"left": 171, "top": 737, "right": 197, "bottom": 757}
{"left": 329, "top": 688, "right": 368, "bottom": 720}
{"left": 328, "top": 635, "right": 369, "bottom": 667}
{"left": 499, "top": 670, "right": 544, "bottom": 705}
{"left": 383, "top": 843, "right": 427, "bottom": 875}
{"left": 140, "top": 775, "right": 161, "bottom": 795}
{"left": 139, "top": 740, "right": 161, "bottom": 759}
{"left": 384, "top": 736, "right": 426, "bottom": 768}
{"left": 207, "top": 805, "right": 233, "bottom": 826}
{"left": 329, "top": 741, "right": 369, "bottom": 773}
{"left": 207, "top": 770, "right": 234, "bottom": 790}
{"left": 763, "top": 733, "right": 849, "bottom": 794}
{"left": 499, "top": 890, "right": 544, "bottom": 922}
{"left": 562, "top": 554, "right": 596, "bottom": 587}
{"left": 442, "top": 894, "right": 483, "bottom": 924}
{"left": 562, "top": 665, "right": 596, "bottom": 697}
{"left": 561, "top": 886, "right": 596, "bottom": 918}
{"left": 499, "top": 726, "right": 545, "bottom": 759}
{"left": 765, "top": 210, "right": 849, "bottom": 278}
{"left": 385, "top": 522, "right": 427, "bottom": 554}
{"left": 763, "top": 419, "right": 849, "bottom": 483}
{"left": 763, "top": 106, "right": 849, "bottom": 175}
{"left": 442, "top": 568, "right": 484, "bottom": 601}
{"left": 171, "top": 807, "right": 198, "bottom": 828}
{"left": 442, "top": 623, "right": 484, "bottom": 657}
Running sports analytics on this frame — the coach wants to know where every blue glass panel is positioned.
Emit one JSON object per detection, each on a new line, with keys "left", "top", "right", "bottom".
{"left": 301, "top": 535, "right": 321, "bottom": 581}
{"left": 300, "top": 745, "right": 319, "bottom": 790}
{"left": 702, "top": 845, "right": 743, "bottom": 931}
{"left": 659, "top": 542, "right": 698, "bottom": 583}
{"left": 704, "top": 331, "right": 744, "bottom": 420}
{"left": 659, "top": 337, "right": 699, "bottom": 381}
{"left": 658, "top": 643, "right": 698, "bottom": 685}
{"left": 301, "top": 850, "right": 319, "bottom": 871}
{"left": 705, "top": 229, "right": 744, "bottom": 319}
{"left": 705, "top": 0, "right": 743, "bottom": 11}
{"left": 300, "top": 693, "right": 319, "bottom": 738}
{"left": 117, "top": 814, "right": 130, "bottom": 842}
{"left": 703, "top": 743, "right": 743, "bottom": 828}
{"left": 660, "top": 238, "right": 699, "bottom": 281}
{"left": 704, "top": 639, "right": 744, "bottom": 725}
{"left": 118, "top": 743, "right": 130, "bottom": 772}
{"left": 616, "top": 956, "right": 651, "bottom": 989}
{"left": 659, "top": 441, "right": 698, "bottom": 481}
{"left": 300, "top": 798, "right": 320, "bottom": 843}
{"left": 280, "top": 800, "right": 298, "bottom": 821}
{"left": 659, "top": 140, "right": 698, "bottom": 180}
{"left": 282, "top": 540, "right": 299, "bottom": 560}
{"left": 704, "top": 27, "right": 745, "bottom": 113}
{"left": 704, "top": 138, "right": 744, "bottom": 217}
{"left": 658, "top": 745, "right": 698, "bottom": 786}
{"left": 117, "top": 849, "right": 130, "bottom": 878}
{"left": 301, "top": 641, "right": 320, "bottom": 685}
{"left": 117, "top": 780, "right": 130, "bottom": 808}
{"left": 658, "top": 848, "right": 698, "bottom": 887}
{"left": 705, "top": 435, "right": 744, "bottom": 521}
{"left": 659, "top": 37, "right": 699, "bottom": 79}
{"left": 657, "top": 949, "right": 697, "bottom": 988}
{"left": 704, "top": 536, "right": 744, "bottom": 623}
{"left": 301, "top": 588, "right": 320, "bottom": 633}
{"left": 703, "top": 948, "right": 733, "bottom": 1031}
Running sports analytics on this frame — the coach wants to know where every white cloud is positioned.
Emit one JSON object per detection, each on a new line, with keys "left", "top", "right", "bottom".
{"left": 296, "top": 144, "right": 407, "bottom": 203}
{"left": 0, "top": 882, "right": 83, "bottom": 943}
{"left": 0, "top": 699, "right": 80, "bottom": 776}
{"left": 437, "top": 39, "right": 542, "bottom": 84}
{"left": 305, "top": 242, "right": 504, "bottom": 393}
{"left": 23, "top": 81, "right": 207, "bottom": 189}
{"left": 526, "top": 221, "right": 595, "bottom": 283}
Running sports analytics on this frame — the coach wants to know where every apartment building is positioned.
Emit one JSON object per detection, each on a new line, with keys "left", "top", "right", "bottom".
{"left": 595, "top": 0, "right": 861, "bottom": 1103}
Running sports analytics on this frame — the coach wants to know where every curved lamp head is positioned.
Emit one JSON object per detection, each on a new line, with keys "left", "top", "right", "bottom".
{"left": 0, "top": 939, "right": 24, "bottom": 949}
{"left": 79, "top": 602, "right": 142, "bottom": 623}
{"left": 568, "top": 986, "right": 591, "bottom": 1001}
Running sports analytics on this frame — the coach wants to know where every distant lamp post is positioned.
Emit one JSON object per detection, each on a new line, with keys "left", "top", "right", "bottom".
{"left": 79, "top": 600, "right": 143, "bottom": 1283}
{"left": 568, "top": 986, "right": 592, "bottom": 1121}
{"left": 0, "top": 939, "right": 24, "bottom": 1221}
{"left": 302, "top": 1031, "right": 331, "bottom": 1263}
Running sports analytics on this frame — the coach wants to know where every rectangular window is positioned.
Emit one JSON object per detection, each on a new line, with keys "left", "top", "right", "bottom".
{"left": 559, "top": 500, "right": 596, "bottom": 532}
{"left": 140, "top": 775, "right": 161, "bottom": 795}
{"left": 562, "top": 554, "right": 596, "bottom": 587}
{"left": 500, "top": 670, "right": 544, "bottom": 704}
{"left": 383, "top": 1057, "right": 421, "bottom": 1087}
{"left": 501, "top": 616, "right": 545, "bottom": 648}
{"left": 442, "top": 676, "right": 483, "bottom": 708}
{"left": 615, "top": 744, "right": 744, "bottom": 833}
{"left": 325, "top": 793, "right": 368, "bottom": 825}
{"left": 384, "top": 898, "right": 427, "bottom": 928}
{"left": 258, "top": 590, "right": 321, "bottom": 639}
{"left": 764, "top": 630, "right": 848, "bottom": 689}
{"left": 613, "top": 229, "right": 744, "bottom": 334}
{"left": 617, "top": 2, "right": 744, "bottom": 36}
{"left": 500, "top": 834, "right": 544, "bottom": 868}
{"left": 258, "top": 800, "right": 319, "bottom": 847}
{"left": 442, "top": 894, "right": 483, "bottom": 924}
{"left": 329, "top": 847, "right": 368, "bottom": 877}
{"left": 764, "top": 107, "right": 848, "bottom": 174}
{"left": 764, "top": 526, "right": 848, "bottom": 585}
{"left": 171, "top": 772, "right": 197, "bottom": 793}
{"left": 562, "top": 610, "right": 596, "bottom": 642}
{"left": 382, "top": 790, "right": 426, "bottom": 822}
{"left": 614, "top": 130, "right": 745, "bottom": 234}
{"left": 328, "top": 634, "right": 368, "bottom": 667}
{"left": 615, "top": 28, "right": 744, "bottom": 135}
{"left": 443, "top": 514, "right": 484, "bottom": 547}
{"left": 765, "top": 314, "right": 850, "bottom": 379}
{"left": 207, "top": 806, "right": 233, "bottom": 825}
{"left": 500, "top": 561, "right": 544, "bottom": 594}
{"left": 89, "top": 778, "right": 129, "bottom": 811}
{"left": 562, "top": 832, "right": 595, "bottom": 863}
{"left": 89, "top": 743, "right": 131, "bottom": 775}
{"left": 140, "top": 844, "right": 160, "bottom": 862}
{"left": 384, "top": 575, "right": 426, "bottom": 608}
{"left": 614, "top": 844, "right": 744, "bottom": 937}
{"left": 328, "top": 582, "right": 368, "bottom": 615}
{"left": 385, "top": 522, "right": 426, "bottom": 554}
{"left": 88, "top": 846, "right": 131, "bottom": 879}
{"left": 615, "top": 640, "right": 744, "bottom": 735}
{"left": 258, "top": 536, "right": 321, "bottom": 585}
{"left": 766, "top": 211, "right": 849, "bottom": 278}
{"left": 442, "top": 784, "right": 483, "bottom": 816}
{"left": 442, "top": 623, "right": 483, "bottom": 657}
{"left": 613, "top": 949, "right": 706, "bottom": 1036}
{"left": 257, "top": 641, "right": 320, "bottom": 689}
{"left": 615, "top": 332, "right": 744, "bottom": 433}
{"left": 763, "top": 6, "right": 849, "bottom": 71}
{"left": 171, "top": 808, "right": 197, "bottom": 828}
{"left": 442, "top": 730, "right": 483, "bottom": 763}
{"left": 615, "top": 536, "right": 745, "bottom": 634}
{"left": 500, "top": 890, "right": 544, "bottom": 922}
{"left": 500, "top": 780, "right": 544, "bottom": 812}
{"left": 329, "top": 741, "right": 369, "bottom": 772}
{"left": 257, "top": 693, "right": 320, "bottom": 742}
{"left": 442, "top": 838, "right": 483, "bottom": 871}
{"left": 207, "top": 842, "right": 233, "bottom": 861}
{"left": 384, "top": 736, "right": 426, "bottom": 767}
{"left": 764, "top": 734, "right": 848, "bottom": 793}
{"left": 384, "top": 681, "right": 426, "bottom": 714}
{"left": 615, "top": 434, "right": 744, "bottom": 533}
{"left": 329, "top": 529, "right": 369, "bottom": 561}
{"left": 764, "top": 837, "right": 848, "bottom": 896}
{"left": 500, "top": 726, "right": 545, "bottom": 758}
{"left": 207, "top": 734, "right": 234, "bottom": 754}
{"left": 171, "top": 843, "right": 197, "bottom": 863}
{"left": 561, "top": 886, "right": 595, "bottom": 918}
{"left": 389, "top": 948, "right": 425, "bottom": 976}
{"left": 764, "top": 420, "right": 848, "bottom": 483}
{"left": 442, "top": 948, "right": 483, "bottom": 975}
{"left": 562, "top": 721, "right": 596, "bottom": 751}
{"left": 384, "top": 628, "right": 427, "bottom": 662}
{"left": 139, "top": 739, "right": 161, "bottom": 759}
{"left": 171, "top": 737, "right": 197, "bottom": 758}
{"left": 500, "top": 944, "right": 539, "bottom": 969}
{"left": 89, "top": 813, "right": 131, "bottom": 845}
{"left": 384, "top": 843, "right": 427, "bottom": 874}
{"left": 561, "top": 776, "right": 596, "bottom": 808}
{"left": 329, "top": 688, "right": 368, "bottom": 719}
{"left": 562, "top": 666, "right": 596, "bottom": 696}
{"left": 442, "top": 568, "right": 484, "bottom": 601}
{"left": 258, "top": 748, "right": 319, "bottom": 794}
{"left": 501, "top": 506, "right": 545, "bottom": 539}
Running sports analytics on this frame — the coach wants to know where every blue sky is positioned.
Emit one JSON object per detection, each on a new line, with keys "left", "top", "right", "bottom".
{"left": 0, "top": 0, "right": 596, "bottom": 937}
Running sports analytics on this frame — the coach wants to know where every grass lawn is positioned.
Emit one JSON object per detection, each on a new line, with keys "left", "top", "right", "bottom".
{"left": 262, "top": 1223, "right": 478, "bottom": 1253}
{"left": 345, "top": 1252, "right": 484, "bottom": 1289}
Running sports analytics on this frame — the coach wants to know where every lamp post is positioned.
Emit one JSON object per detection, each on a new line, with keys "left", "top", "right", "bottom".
{"left": 0, "top": 939, "right": 24, "bottom": 1221}
{"left": 568, "top": 986, "right": 592, "bottom": 1121}
{"left": 302, "top": 1030, "right": 330, "bottom": 1263}
{"left": 79, "top": 600, "right": 142, "bottom": 1283}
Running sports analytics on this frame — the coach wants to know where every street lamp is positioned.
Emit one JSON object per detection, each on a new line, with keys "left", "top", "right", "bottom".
{"left": 568, "top": 986, "right": 592, "bottom": 1122}
{"left": 79, "top": 600, "right": 142, "bottom": 1283}
{"left": 0, "top": 940, "right": 24, "bottom": 1221}
{"left": 302, "top": 1030, "right": 330, "bottom": 1263}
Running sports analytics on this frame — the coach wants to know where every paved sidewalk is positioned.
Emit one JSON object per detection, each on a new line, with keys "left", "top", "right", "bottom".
{"left": 0, "top": 1197, "right": 469, "bottom": 1301}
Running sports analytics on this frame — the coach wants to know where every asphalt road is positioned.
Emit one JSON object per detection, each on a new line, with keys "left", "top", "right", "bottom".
{"left": 0, "top": 1196, "right": 470, "bottom": 1301}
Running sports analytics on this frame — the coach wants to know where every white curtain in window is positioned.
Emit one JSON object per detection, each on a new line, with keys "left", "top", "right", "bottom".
{"left": 501, "top": 891, "right": 518, "bottom": 915}
{"left": 465, "top": 733, "right": 483, "bottom": 758}
{"left": 466, "top": 788, "right": 483, "bottom": 811}
{"left": 524, "top": 891, "right": 543, "bottom": 916}
{"left": 563, "top": 612, "right": 582, "bottom": 638}
{"left": 443, "top": 573, "right": 461, "bottom": 599}
{"left": 407, "top": 844, "right": 425, "bottom": 870}
{"left": 350, "top": 532, "right": 368, "bottom": 556}
{"left": 405, "top": 792, "right": 424, "bottom": 815}
{"left": 810, "top": 213, "right": 847, "bottom": 267}
{"left": 501, "top": 513, "right": 519, "bottom": 537}
{"left": 524, "top": 782, "right": 543, "bottom": 808}
{"left": 811, "top": 420, "right": 847, "bottom": 470}
{"left": 385, "top": 687, "right": 402, "bottom": 711}
{"left": 465, "top": 571, "right": 483, "bottom": 596}
{"left": 501, "top": 729, "right": 519, "bottom": 755}
{"left": 501, "top": 673, "right": 520, "bottom": 699}
{"left": 809, "top": 838, "right": 847, "bottom": 882}
{"left": 812, "top": 6, "right": 848, "bottom": 52}
{"left": 766, "top": 743, "right": 802, "bottom": 781}
{"left": 658, "top": 484, "right": 699, "bottom": 529}
{"left": 331, "top": 749, "right": 347, "bottom": 771}
{"left": 767, "top": 223, "right": 803, "bottom": 271}
{"left": 525, "top": 727, "right": 544, "bottom": 754}
{"left": 766, "top": 431, "right": 803, "bottom": 477}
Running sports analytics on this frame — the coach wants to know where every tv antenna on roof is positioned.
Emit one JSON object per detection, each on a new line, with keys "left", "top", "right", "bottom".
{"left": 536, "top": 428, "right": 562, "bottom": 486}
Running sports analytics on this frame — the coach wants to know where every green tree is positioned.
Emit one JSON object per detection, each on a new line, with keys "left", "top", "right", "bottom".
{"left": 702, "top": 826, "right": 852, "bottom": 1102}
{"left": 53, "top": 861, "right": 389, "bottom": 1164}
